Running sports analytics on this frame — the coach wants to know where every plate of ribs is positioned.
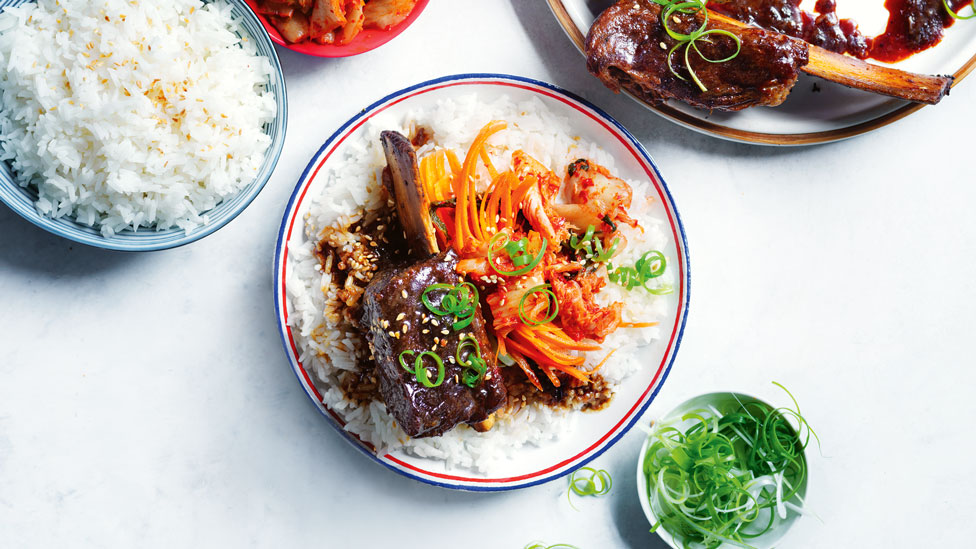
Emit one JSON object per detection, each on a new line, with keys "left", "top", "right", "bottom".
{"left": 548, "top": 0, "right": 976, "bottom": 144}
{"left": 273, "top": 74, "right": 690, "bottom": 490}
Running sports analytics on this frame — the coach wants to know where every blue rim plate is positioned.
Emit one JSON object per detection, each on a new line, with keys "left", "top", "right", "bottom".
{"left": 273, "top": 73, "right": 691, "bottom": 491}
{"left": 0, "top": 0, "right": 287, "bottom": 251}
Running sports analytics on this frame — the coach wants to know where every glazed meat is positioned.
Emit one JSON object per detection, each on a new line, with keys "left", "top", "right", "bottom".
{"left": 709, "top": 0, "right": 869, "bottom": 58}
{"left": 362, "top": 251, "right": 507, "bottom": 438}
{"left": 586, "top": 0, "right": 809, "bottom": 111}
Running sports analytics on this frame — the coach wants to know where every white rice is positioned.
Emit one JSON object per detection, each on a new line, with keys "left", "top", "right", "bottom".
{"left": 0, "top": 0, "right": 276, "bottom": 236}
{"left": 286, "top": 94, "right": 673, "bottom": 472}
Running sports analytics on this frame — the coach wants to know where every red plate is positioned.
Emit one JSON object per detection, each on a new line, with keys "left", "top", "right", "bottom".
{"left": 243, "top": 0, "right": 430, "bottom": 57}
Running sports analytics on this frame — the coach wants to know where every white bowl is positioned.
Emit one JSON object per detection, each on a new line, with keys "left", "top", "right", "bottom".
{"left": 637, "top": 392, "right": 809, "bottom": 549}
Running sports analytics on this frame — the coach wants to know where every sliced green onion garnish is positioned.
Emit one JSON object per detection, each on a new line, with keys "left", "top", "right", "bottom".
{"left": 518, "top": 284, "right": 559, "bottom": 326}
{"left": 569, "top": 224, "right": 619, "bottom": 263}
{"left": 397, "top": 350, "right": 416, "bottom": 372}
{"left": 944, "top": 0, "right": 976, "bottom": 19}
{"left": 421, "top": 282, "right": 478, "bottom": 331}
{"left": 487, "top": 232, "right": 547, "bottom": 276}
{"left": 399, "top": 350, "right": 445, "bottom": 388}
{"left": 412, "top": 351, "right": 445, "bottom": 388}
{"left": 650, "top": 0, "right": 743, "bottom": 92}
{"left": 524, "top": 544, "right": 580, "bottom": 549}
{"left": 567, "top": 466, "right": 612, "bottom": 509}
{"left": 608, "top": 250, "right": 670, "bottom": 294}
{"left": 456, "top": 335, "right": 487, "bottom": 388}
{"left": 642, "top": 383, "right": 818, "bottom": 548}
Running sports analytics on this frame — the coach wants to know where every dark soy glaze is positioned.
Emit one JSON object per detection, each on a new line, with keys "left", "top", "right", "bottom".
{"left": 710, "top": 0, "right": 975, "bottom": 62}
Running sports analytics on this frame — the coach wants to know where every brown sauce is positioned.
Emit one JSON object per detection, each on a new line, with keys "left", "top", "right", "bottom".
{"left": 710, "top": 0, "right": 974, "bottom": 62}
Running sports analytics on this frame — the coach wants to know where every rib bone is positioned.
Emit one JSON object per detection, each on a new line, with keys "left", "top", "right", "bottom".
{"left": 707, "top": 10, "right": 953, "bottom": 105}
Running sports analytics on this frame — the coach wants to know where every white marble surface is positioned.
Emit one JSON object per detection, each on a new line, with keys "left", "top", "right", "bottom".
{"left": 2, "top": 2, "right": 974, "bottom": 547}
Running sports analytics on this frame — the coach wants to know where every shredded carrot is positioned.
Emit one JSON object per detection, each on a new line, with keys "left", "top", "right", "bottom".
{"left": 618, "top": 321, "right": 659, "bottom": 328}
{"left": 453, "top": 121, "right": 506, "bottom": 251}
{"left": 592, "top": 347, "right": 619, "bottom": 373}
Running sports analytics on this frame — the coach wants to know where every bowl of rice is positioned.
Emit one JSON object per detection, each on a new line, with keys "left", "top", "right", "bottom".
{"left": 274, "top": 73, "right": 690, "bottom": 490}
{"left": 0, "top": 0, "right": 287, "bottom": 251}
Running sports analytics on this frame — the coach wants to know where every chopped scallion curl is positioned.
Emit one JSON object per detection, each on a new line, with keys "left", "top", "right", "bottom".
{"left": 421, "top": 282, "right": 478, "bottom": 331}
{"left": 456, "top": 335, "right": 487, "bottom": 388}
{"left": 567, "top": 466, "right": 612, "bottom": 509}
{"left": 944, "top": 0, "right": 976, "bottom": 19}
{"left": 398, "top": 350, "right": 445, "bottom": 388}
{"left": 487, "top": 232, "right": 547, "bottom": 276}
{"left": 649, "top": 0, "right": 743, "bottom": 92}
{"left": 608, "top": 250, "right": 671, "bottom": 294}
{"left": 569, "top": 224, "right": 619, "bottom": 263}
{"left": 518, "top": 284, "right": 559, "bottom": 326}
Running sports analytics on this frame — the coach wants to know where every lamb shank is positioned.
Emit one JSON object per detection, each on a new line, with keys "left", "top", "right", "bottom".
{"left": 585, "top": 0, "right": 953, "bottom": 112}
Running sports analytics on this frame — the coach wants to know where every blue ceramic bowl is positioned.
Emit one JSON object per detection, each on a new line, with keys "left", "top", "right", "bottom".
{"left": 0, "top": 0, "right": 287, "bottom": 251}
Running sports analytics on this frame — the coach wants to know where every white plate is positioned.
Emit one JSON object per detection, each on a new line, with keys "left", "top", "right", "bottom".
{"left": 273, "top": 74, "right": 691, "bottom": 491}
{"left": 547, "top": 0, "right": 976, "bottom": 145}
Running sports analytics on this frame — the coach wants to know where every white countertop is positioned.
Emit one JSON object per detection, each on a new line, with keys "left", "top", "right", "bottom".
{"left": 2, "top": 2, "right": 974, "bottom": 547}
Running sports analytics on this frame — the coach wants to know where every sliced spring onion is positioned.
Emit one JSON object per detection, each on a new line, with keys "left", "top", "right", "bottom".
{"left": 421, "top": 282, "right": 478, "bottom": 331}
{"left": 944, "top": 0, "right": 976, "bottom": 19}
{"left": 642, "top": 383, "right": 818, "bottom": 549}
{"left": 649, "top": 0, "right": 743, "bottom": 92}
{"left": 398, "top": 350, "right": 445, "bottom": 388}
{"left": 487, "top": 232, "right": 547, "bottom": 276}
{"left": 518, "top": 284, "right": 559, "bottom": 326}
{"left": 608, "top": 250, "right": 671, "bottom": 294}
{"left": 569, "top": 224, "right": 619, "bottom": 263}
{"left": 567, "top": 466, "right": 612, "bottom": 508}
{"left": 456, "top": 335, "right": 488, "bottom": 388}
{"left": 524, "top": 544, "right": 580, "bottom": 549}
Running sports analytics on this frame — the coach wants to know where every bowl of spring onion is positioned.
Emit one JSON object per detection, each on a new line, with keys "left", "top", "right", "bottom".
{"left": 637, "top": 385, "right": 817, "bottom": 549}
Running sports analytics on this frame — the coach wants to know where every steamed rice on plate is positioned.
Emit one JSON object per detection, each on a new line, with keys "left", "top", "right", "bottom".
{"left": 286, "top": 93, "right": 675, "bottom": 472}
{"left": 0, "top": 0, "right": 276, "bottom": 236}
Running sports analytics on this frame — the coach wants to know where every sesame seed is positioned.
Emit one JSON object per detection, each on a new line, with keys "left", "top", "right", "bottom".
{"left": 396, "top": 313, "right": 406, "bottom": 321}
{"left": 422, "top": 329, "right": 430, "bottom": 334}
{"left": 401, "top": 290, "right": 408, "bottom": 298}
{"left": 401, "top": 325, "right": 408, "bottom": 334}
{"left": 388, "top": 331, "right": 396, "bottom": 337}
{"left": 441, "top": 329, "right": 450, "bottom": 335}
{"left": 659, "top": 42, "right": 667, "bottom": 50}
{"left": 431, "top": 319, "right": 439, "bottom": 326}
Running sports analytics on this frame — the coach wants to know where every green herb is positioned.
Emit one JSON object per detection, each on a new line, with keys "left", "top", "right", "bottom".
{"left": 397, "top": 350, "right": 445, "bottom": 388}
{"left": 608, "top": 250, "right": 671, "bottom": 294}
{"left": 487, "top": 232, "right": 547, "bottom": 276}
{"left": 642, "top": 383, "right": 818, "bottom": 549}
{"left": 456, "top": 335, "right": 487, "bottom": 388}
{"left": 524, "top": 544, "right": 580, "bottom": 549}
{"left": 421, "top": 282, "right": 478, "bottom": 331}
{"left": 944, "top": 0, "right": 976, "bottom": 19}
{"left": 567, "top": 158, "right": 590, "bottom": 176}
{"left": 649, "top": 0, "right": 743, "bottom": 92}
{"left": 567, "top": 466, "right": 612, "bottom": 509}
{"left": 518, "top": 284, "right": 559, "bottom": 326}
{"left": 569, "top": 224, "right": 619, "bottom": 263}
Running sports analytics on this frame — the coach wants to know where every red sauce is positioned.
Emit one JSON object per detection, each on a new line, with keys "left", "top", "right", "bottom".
{"left": 871, "top": 0, "right": 972, "bottom": 62}
{"left": 710, "top": 0, "right": 974, "bottom": 63}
